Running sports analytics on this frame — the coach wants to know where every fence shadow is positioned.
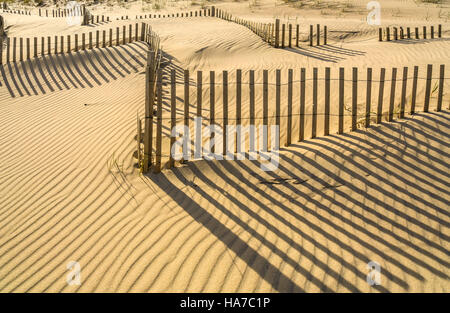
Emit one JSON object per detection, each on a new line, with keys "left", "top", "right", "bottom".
{"left": 142, "top": 110, "right": 450, "bottom": 291}
{"left": 0, "top": 42, "right": 147, "bottom": 98}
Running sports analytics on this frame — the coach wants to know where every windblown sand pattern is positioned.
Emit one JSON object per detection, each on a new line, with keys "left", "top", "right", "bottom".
{"left": 0, "top": 0, "right": 449, "bottom": 292}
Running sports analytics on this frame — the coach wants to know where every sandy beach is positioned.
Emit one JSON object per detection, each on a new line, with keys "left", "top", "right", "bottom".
{"left": 0, "top": 0, "right": 449, "bottom": 292}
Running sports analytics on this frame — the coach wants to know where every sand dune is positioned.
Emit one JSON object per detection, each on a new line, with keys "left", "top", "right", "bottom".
{"left": 0, "top": 0, "right": 449, "bottom": 293}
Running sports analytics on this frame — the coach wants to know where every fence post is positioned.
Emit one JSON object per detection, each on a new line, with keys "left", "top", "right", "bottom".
{"left": 143, "top": 50, "right": 154, "bottom": 173}
{"left": 309, "top": 25, "right": 313, "bottom": 46}
{"left": 249, "top": 70, "right": 256, "bottom": 154}
{"left": 154, "top": 69, "right": 163, "bottom": 173}
{"left": 423, "top": 64, "right": 432, "bottom": 112}
{"left": 316, "top": 24, "right": 320, "bottom": 46}
{"left": 351, "top": 67, "right": 358, "bottom": 130}
{"left": 236, "top": 69, "right": 242, "bottom": 154}
{"left": 423, "top": 26, "right": 427, "bottom": 39}
{"left": 415, "top": 27, "right": 419, "bottom": 39}
{"left": 67, "top": 35, "right": 71, "bottom": 53}
{"left": 438, "top": 24, "right": 442, "bottom": 38}
{"left": 365, "top": 68, "right": 372, "bottom": 127}
{"left": 287, "top": 69, "right": 293, "bottom": 146}
{"left": 169, "top": 69, "right": 176, "bottom": 168}
{"left": 410, "top": 66, "right": 418, "bottom": 114}
{"left": 209, "top": 71, "right": 215, "bottom": 153}
{"left": 194, "top": 70, "right": 202, "bottom": 159}
{"left": 324, "top": 67, "right": 330, "bottom": 136}
{"left": 388, "top": 68, "right": 397, "bottom": 122}
{"left": 275, "top": 19, "right": 280, "bottom": 48}
{"left": 288, "top": 24, "right": 292, "bottom": 48}
{"left": 437, "top": 64, "right": 444, "bottom": 112}
{"left": 89, "top": 32, "right": 92, "bottom": 49}
{"left": 184, "top": 70, "right": 190, "bottom": 159}
{"left": 137, "top": 113, "right": 142, "bottom": 167}
{"left": 276, "top": 69, "right": 281, "bottom": 137}
{"left": 96, "top": 30, "right": 99, "bottom": 48}
{"left": 407, "top": 27, "right": 411, "bottom": 39}
{"left": 400, "top": 67, "right": 408, "bottom": 118}
{"left": 376, "top": 68, "right": 386, "bottom": 124}
{"left": 431, "top": 26, "right": 434, "bottom": 39}
{"left": 263, "top": 70, "right": 268, "bottom": 150}
{"left": 394, "top": 27, "right": 398, "bottom": 40}
{"left": 338, "top": 67, "right": 344, "bottom": 134}
{"left": 379, "top": 28, "right": 382, "bottom": 41}
{"left": 312, "top": 67, "right": 318, "bottom": 138}
{"left": 296, "top": 24, "right": 299, "bottom": 47}
{"left": 222, "top": 70, "right": 228, "bottom": 156}
{"left": 82, "top": 33, "right": 85, "bottom": 50}
{"left": 116, "top": 27, "right": 120, "bottom": 46}
{"left": 19, "top": 37, "right": 23, "bottom": 61}
{"left": 324, "top": 25, "right": 327, "bottom": 45}
{"left": 386, "top": 27, "right": 390, "bottom": 41}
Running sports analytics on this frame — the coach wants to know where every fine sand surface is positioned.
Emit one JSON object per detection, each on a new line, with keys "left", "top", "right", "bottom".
{"left": 0, "top": 0, "right": 449, "bottom": 292}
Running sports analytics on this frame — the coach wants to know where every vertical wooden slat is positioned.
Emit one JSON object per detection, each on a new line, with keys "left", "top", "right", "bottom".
{"left": 210, "top": 71, "right": 215, "bottom": 153}
{"left": 281, "top": 24, "right": 285, "bottom": 48}
{"left": 275, "top": 69, "right": 281, "bottom": 135}
{"left": 415, "top": 27, "right": 419, "bottom": 39}
{"left": 379, "top": 28, "right": 383, "bottom": 41}
{"left": 431, "top": 26, "right": 434, "bottom": 39}
{"left": 143, "top": 51, "right": 154, "bottom": 173}
{"left": 410, "top": 66, "right": 419, "bottom": 114}
{"left": 365, "top": 68, "right": 372, "bottom": 127}
{"left": 388, "top": 68, "right": 397, "bottom": 122}
{"left": 263, "top": 69, "right": 268, "bottom": 151}
{"left": 6, "top": 38, "right": 10, "bottom": 63}
{"left": 386, "top": 27, "right": 390, "bottom": 41}
{"left": 424, "top": 64, "right": 432, "bottom": 112}
{"left": 376, "top": 68, "right": 386, "bottom": 123}
{"left": 275, "top": 19, "right": 280, "bottom": 48}
{"left": 169, "top": 69, "right": 176, "bottom": 168}
{"left": 102, "top": 30, "right": 106, "bottom": 48}
{"left": 184, "top": 70, "right": 190, "bottom": 159}
{"left": 324, "top": 67, "right": 330, "bottom": 136}
{"left": 96, "top": 30, "right": 99, "bottom": 48}
{"left": 33, "top": 37, "right": 37, "bottom": 58}
{"left": 296, "top": 24, "right": 299, "bottom": 47}
{"left": 60, "top": 36, "right": 64, "bottom": 54}
{"left": 400, "top": 67, "right": 408, "bottom": 118}
{"left": 154, "top": 69, "right": 163, "bottom": 173}
{"left": 222, "top": 70, "right": 228, "bottom": 155}
{"left": 310, "top": 25, "right": 313, "bottom": 46}
{"left": 236, "top": 69, "right": 242, "bottom": 153}
{"left": 423, "top": 26, "right": 427, "bottom": 39}
{"left": 312, "top": 67, "right": 318, "bottom": 138}
{"left": 54, "top": 36, "right": 57, "bottom": 55}
{"left": 324, "top": 25, "right": 327, "bottom": 45}
{"left": 109, "top": 28, "right": 113, "bottom": 47}
{"left": 75, "top": 34, "right": 78, "bottom": 52}
{"left": 316, "top": 24, "right": 320, "bottom": 46}
{"left": 137, "top": 114, "right": 142, "bottom": 167}
{"left": 338, "top": 67, "right": 344, "bottom": 133}
{"left": 437, "top": 64, "right": 444, "bottom": 112}
{"left": 26, "top": 38, "right": 30, "bottom": 60}
{"left": 287, "top": 69, "right": 293, "bottom": 145}
{"left": 19, "top": 37, "right": 23, "bottom": 61}
{"left": 288, "top": 24, "right": 292, "bottom": 48}
{"left": 116, "top": 27, "right": 120, "bottom": 46}
{"left": 249, "top": 70, "right": 255, "bottom": 152}
{"left": 352, "top": 67, "right": 358, "bottom": 130}
{"left": 89, "top": 32, "right": 92, "bottom": 49}
{"left": 438, "top": 24, "right": 442, "bottom": 38}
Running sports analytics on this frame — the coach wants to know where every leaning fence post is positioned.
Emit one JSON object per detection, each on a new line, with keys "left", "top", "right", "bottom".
{"left": 154, "top": 69, "right": 163, "bottom": 173}
{"left": 437, "top": 64, "right": 444, "bottom": 112}
{"left": 423, "top": 64, "right": 432, "bottom": 112}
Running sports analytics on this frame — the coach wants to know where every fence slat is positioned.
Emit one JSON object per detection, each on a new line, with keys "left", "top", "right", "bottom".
{"left": 287, "top": 69, "right": 293, "bottom": 145}
{"left": 276, "top": 69, "right": 281, "bottom": 135}
{"left": 137, "top": 114, "right": 142, "bottom": 167}
{"left": 195, "top": 71, "right": 202, "bottom": 159}
{"left": 324, "top": 67, "right": 330, "bottom": 136}
{"left": 263, "top": 70, "right": 268, "bottom": 150}
{"left": 388, "top": 68, "right": 397, "bottom": 122}
{"left": 338, "top": 67, "right": 344, "bottom": 134}
{"left": 400, "top": 67, "right": 408, "bottom": 118}
{"left": 423, "top": 64, "right": 432, "bottom": 112}
{"left": 143, "top": 51, "right": 154, "bottom": 173}
{"left": 236, "top": 69, "right": 242, "bottom": 153}
{"left": 169, "top": 69, "right": 176, "bottom": 168}
{"left": 351, "top": 67, "right": 358, "bottom": 130}
{"left": 365, "top": 68, "right": 372, "bottom": 127}
{"left": 249, "top": 70, "right": 255, "bottom": 153}
{"left": 437, "top": 64, "right": 444, "bottom": 112}
{"left": 154, "top": 69, "right": 163, "bottom": 173}
{"left": 410, "top": 66, "right": 418, "bottom": 114}
{"left": 312, "top": 67, "right": 318, "bottom": 138}
{"left": 184, "top": 69, "right": 190, "bottom": 159}
{"left": 376, "top": 68, "right": 386, "bottom": 124}
{"left": 222, "top": 70, "right": 228, "bottom": 155}
{"left": 210, "top": 71, "right": 215, "bottom": 153}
